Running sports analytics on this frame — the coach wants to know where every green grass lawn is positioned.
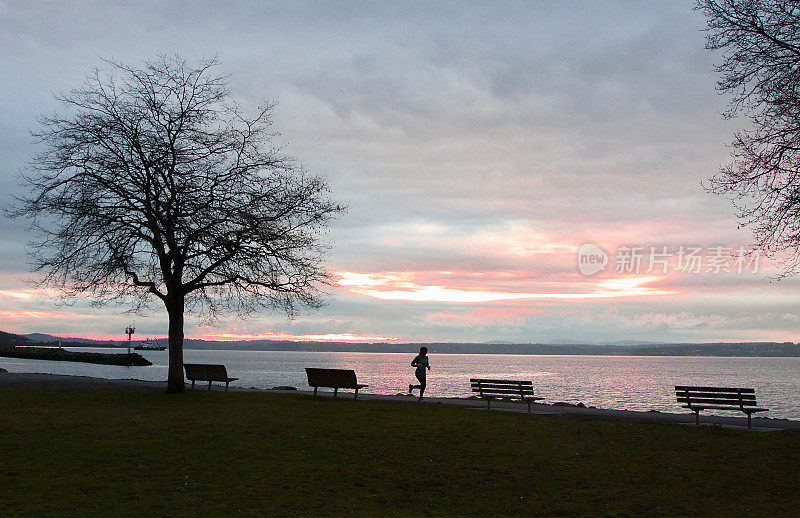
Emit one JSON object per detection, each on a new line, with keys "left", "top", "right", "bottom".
{"left": 1, "top": 390, "right": 798, "bottom": 517}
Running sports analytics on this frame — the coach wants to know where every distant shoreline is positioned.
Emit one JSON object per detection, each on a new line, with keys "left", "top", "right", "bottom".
{"left": 5, "top": 330, "right": 799, "bottom": 357}
{"left": 65, "top": 342, "right": 800, "bottom": 357}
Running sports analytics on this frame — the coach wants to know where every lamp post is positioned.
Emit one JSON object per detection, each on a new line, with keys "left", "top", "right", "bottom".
{"left": 125, "top": 325, "right": 135, "bottom": 354}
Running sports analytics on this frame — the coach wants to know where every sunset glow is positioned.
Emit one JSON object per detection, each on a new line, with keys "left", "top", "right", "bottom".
{"left": 0, "top": 310, "right": 93, "bottom": 320}
{"left": 0, "top": 290, "right": 35, "bottom": 300}
{"left": 337, "top": 272, "right": 677, "bottom": 303}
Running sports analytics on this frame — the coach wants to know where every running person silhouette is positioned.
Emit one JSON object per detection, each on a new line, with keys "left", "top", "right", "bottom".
{"left": 409, "top": 346, "right": 430, "bottom": 401}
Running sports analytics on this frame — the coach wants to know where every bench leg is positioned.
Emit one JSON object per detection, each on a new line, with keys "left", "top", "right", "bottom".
{"left": 527, "top": 400, "right": 532, "bottom": 413}
{"left": 487, "top": 399, "right": 491, "bottom": 410}
{"left": 747, "top": 412, "right": 752, "bottom": 430}
{"left": 695, "top": 410, "right": 700, "bottom": 426}
{"left": 333, "top": 387, "right": 338, "bottom": 399}
{"left": 191, "top": 380, "right": 195, "bottom": 390}
{"left": 354, "top": 388, "right": 359, "bottom": 400}
{"left": 313, "top": 387, "right": 318, "bottom": 396}
{"left": 225, "top": 381, "right": 229, "bottom": 392}
{"left": 208, "top": 381, "right": 212, "bottom": 391}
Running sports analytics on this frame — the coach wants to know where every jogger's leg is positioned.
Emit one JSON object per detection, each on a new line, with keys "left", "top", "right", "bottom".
{"left": 416, "top": 373, "right": 426, "bottom": 401}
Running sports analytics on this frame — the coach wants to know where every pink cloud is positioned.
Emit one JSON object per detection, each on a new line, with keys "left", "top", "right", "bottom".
{"left": 337, "top": 271, "right": 677, "bottom": 302}
{"left": 0, "top": 289, "right": 39, "bottom": 300}
{"left": 425, "top": 307, "right": 549, "bottom": 327}
{"left": 0, "top": 310, "right": 94, "bottom": 320}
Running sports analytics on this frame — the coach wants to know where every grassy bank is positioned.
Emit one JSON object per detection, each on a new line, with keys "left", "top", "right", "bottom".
{"left": 1, "top": 390, "right": 798, "bottom": 516}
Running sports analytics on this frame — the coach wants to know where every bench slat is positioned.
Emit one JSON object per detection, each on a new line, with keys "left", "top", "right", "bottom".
{"left": 471, "top": 388, "right": 536, "bottom": 396}
{"left": 677, "top": 397, "right": 759, "bottom": 406}
{"left": 471, "top": 379, "right": 533, "bottom": 385}
{"left": 471, "top": 383, "right": 535, "bottom": 390}
{"left": 681, "top": 404, "right": 768, "bottom": 412}
{"left": 675, "top": 392, "right": 756, "bottom": 401}
{"left": 184, "top": 364, "right": 236, "bottom": 382}
{"left": 676, "top": 391, "right": 756, "bottom": 400}
{"left": 471, "top": 385, "right": 535, "bottom": 391}
{"left": 677, "top": 392, "right": 757, "bottom": 399}
{"left": 675, "top": 385, "right": 756, "bottom": 394}
{"left": 470, "top": 381, "right": 532, "bottom": 387}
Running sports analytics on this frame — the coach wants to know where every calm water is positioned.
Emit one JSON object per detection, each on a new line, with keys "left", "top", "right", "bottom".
{"left": 3, "top": 348, "right": 799, "bottom": 420}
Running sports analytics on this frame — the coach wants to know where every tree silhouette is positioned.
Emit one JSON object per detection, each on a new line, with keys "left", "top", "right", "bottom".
{"left": 698, "top": 0, "right": 800, "bottom": 273}
{"left": 13, "top": 55, "right": 344, "bottom": 392}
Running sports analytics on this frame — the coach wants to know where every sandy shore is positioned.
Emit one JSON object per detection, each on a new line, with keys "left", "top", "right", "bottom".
{"left": 2, "top": 371, "right": 798, "bottom": 431}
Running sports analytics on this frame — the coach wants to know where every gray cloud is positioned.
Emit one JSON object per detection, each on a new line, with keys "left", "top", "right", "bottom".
{"left": 0, "top": 1, "right": 794, "bottom": 342}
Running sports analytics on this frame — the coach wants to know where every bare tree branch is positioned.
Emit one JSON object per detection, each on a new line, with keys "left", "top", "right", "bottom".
{"left": 9, "top": 55, "right": 345, "bottom": 392}
{"left": 697, "top": 0, "right": 800, "bottom": 274}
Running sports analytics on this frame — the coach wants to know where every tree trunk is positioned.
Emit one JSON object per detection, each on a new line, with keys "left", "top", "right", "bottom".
{"left": 165, "top": 294, "right": 185, "bottom": 393}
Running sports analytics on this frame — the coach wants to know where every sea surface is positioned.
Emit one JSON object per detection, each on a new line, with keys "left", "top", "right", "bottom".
{"left": 3, "top": 348, "right": 800, "bottom": 420}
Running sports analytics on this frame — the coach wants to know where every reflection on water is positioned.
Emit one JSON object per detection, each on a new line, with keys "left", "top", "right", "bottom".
{"left": 3, "top": 348, "right": 799, "bottom": 419}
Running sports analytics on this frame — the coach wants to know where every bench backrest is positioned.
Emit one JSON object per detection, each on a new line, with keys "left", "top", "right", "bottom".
{"left": 184, "top": 363, "right": 229, "bottom": 381}
{"left": 675, "top": 386, "right": 759, "bottom": 407}
{"left": 471, "top": 379, "right": 535, "bottom": 398}
{"left": 305, "top": 368, "right": 359, "bottom": 389}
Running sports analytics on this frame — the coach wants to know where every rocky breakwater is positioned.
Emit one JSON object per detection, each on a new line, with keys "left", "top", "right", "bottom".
{"left": 0, "top": 345, "right": 152, "bottom": 366}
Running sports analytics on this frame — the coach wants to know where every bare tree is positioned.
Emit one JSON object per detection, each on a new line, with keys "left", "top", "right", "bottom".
{"left": 697, "top": 0, "right": 800, "bottom": 273}
{"left": 12, "top": 55, "right": 344, "bottom": 392}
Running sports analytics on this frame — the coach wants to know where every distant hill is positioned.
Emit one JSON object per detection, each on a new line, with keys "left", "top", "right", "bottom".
{"left": 24, "top": 333, "right": 114, "bottom": 345}
{"left": 550, "top": 339, "right": 664, "bottom": 346}
{"left": 0, "top": 330, "right": 35, "bottom": 346}
{"left": 550, "top": 338, "right": 594, "bottom": 345}
{"left": 599, "top": 340, "right": 664, "bottom": 346}
{"left": 23, "top": 333, "right": 59, "bottom": 343}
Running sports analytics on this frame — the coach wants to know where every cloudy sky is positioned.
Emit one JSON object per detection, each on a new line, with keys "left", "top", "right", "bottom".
{"left": 1, "top": 1, "right": 798, "bottom": 344}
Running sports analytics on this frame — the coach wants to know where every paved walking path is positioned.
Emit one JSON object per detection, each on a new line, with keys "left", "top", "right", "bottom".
{"left": 2, "top": 371, "right": 798, "bottom": 431}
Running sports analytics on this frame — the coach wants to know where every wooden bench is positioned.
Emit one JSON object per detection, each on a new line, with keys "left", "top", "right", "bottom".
{"left": 675, "top": 385, "right": 768, "bottom": 429}
{"left": 305, "top": 368, "right": 367, "bottom": 399}
{"left": 183, "top": 364, "right": 238, "bottom": 391}
{"left": 470, "top": 379, "right": 544, "bottom": 412}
